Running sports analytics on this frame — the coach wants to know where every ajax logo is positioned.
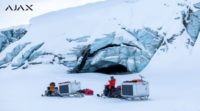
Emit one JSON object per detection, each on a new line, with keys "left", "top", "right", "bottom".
{"left": 5, "top": 4, "right": 33, "bottom": 11}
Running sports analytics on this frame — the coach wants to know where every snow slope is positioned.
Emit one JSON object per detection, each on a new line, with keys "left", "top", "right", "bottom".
{"left": 0, "top": 37, "right": 200, "bottom": 111}
{"left": 0, "top": 0, "right": 191, "bottom": 54}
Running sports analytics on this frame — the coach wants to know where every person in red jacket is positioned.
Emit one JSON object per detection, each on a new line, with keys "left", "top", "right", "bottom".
{"left": 109, "top": 76, "right": 116, "bottom": 90}
{"left": 107, "top": 76, "right": 116, "bottom": 97}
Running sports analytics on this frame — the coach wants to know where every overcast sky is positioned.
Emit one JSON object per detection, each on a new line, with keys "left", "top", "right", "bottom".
{"left": 0, "top": 0, "right": 103, "bottom": 29}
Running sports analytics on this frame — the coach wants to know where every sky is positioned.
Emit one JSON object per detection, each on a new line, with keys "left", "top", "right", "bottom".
{"left": 0, "top": 0, "right": 103, "bottom": 29}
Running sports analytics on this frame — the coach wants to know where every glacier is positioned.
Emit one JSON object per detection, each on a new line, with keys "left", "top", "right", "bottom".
{"left": 0, "top": 28, "right": 27, "bottom": 52}
{"left": 182, "top": 7, "right": 200, "bottom": 45}
{"left": 0, "top": 42, "right": 30, "bottom": 67}
{"left": 70, "top": 28, "right": 163, "bottom": 74}
{"left": 194, "top": 2, "right": 200, "bottom": 9}
{"left": 12, "top": 42, "right": 44, "bottom": 69}
{"left": 0, "top": 0, "right": 199, "bottom": 74}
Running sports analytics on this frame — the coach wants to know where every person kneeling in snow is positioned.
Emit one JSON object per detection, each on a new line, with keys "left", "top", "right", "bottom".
{"left": 102, "top": 76, "right": 121, "bottom": 98}
{"left": 109, "top": 76, "right": 116, "bottom": 90}
{"left": 45, "top": 82, "right": 58, "bottom": 96}
{"left": 108, "top": 76, "right": 116, "bottom": 96}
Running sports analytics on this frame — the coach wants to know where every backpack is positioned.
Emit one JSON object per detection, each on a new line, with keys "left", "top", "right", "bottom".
{"left": 84, "top": 89, "right": 94, "bottom": 95}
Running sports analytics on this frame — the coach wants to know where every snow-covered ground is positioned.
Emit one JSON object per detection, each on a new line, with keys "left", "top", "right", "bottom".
{"left": 0, "top": 37, "right": 200, "bottom": 111}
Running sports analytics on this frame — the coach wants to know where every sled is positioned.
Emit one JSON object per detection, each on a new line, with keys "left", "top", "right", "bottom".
{"left": 42, "top": 81, "right": 84, "bottom": 98}
{"left": 98, "top": 79, "right": 149, "bottom": 101}
{"left": 121, "top": 80, "right": 149, "bottom": 100}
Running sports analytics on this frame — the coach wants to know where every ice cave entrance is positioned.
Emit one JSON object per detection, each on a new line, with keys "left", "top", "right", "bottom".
{"left": 94, "top": 64, "right": 129, "bottom": 74}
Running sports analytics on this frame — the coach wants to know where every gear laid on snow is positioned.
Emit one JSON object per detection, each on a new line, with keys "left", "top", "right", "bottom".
{"left": 42, "top": 76, "right": 149, "bottom": 100}
{"left": 78, "top": 88, "right": 94, "bottom": 95}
